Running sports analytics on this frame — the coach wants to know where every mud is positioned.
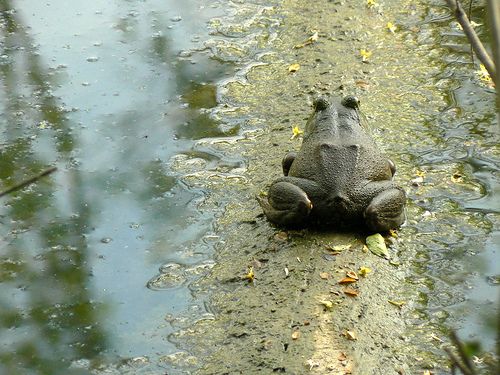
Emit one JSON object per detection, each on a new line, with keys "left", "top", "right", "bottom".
{"left": 163, "top": 0, "right": 497, "bottom": 374}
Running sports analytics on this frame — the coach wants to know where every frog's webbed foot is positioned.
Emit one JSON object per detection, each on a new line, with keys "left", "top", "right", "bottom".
{"left": 282, "top": 152, "right": 297, "bottom": 176}
{"left": 364, "top": 187, "right": 406, "bottom": 232}
{"left": 258, "top": 180, "right": 312, "bottom": 227}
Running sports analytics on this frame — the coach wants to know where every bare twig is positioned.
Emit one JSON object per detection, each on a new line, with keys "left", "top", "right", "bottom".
{"left": 444, "top": 347, "right": 475, "bottom": 375}
{"left": 0, "top": 166, "right": 57, "bottom": 197}
{"left": 445, "top": 0, "right": 497, "bottom": 84}
{"left": 487, "top": 0, "right": 500, "bottom": 120}
{"left": 450, "top": 331, "right": 475, "bottom": 371}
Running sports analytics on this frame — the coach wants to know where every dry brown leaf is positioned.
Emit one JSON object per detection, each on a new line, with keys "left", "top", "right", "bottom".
{"left": 274, "top": 231, "right": 288, "bottom": 241}
{"left": 344, "top": 287, "right": 359, "bottom": 297}
{"left": 338, "top": 277, "right": 357, "bottom": 284}
{"left": 346, "top": 271, "right": 359, "bottom": 280}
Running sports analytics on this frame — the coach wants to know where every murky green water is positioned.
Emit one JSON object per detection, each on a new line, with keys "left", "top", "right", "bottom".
{"left": 0, "top": 0, "right": 240, "bottom": 373}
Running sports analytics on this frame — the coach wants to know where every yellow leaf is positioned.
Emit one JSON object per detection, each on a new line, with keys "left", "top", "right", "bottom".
{"left": 242, "top": 266, "right": 254, "bottom": 282}
{"left": 388, "top": 300, "right": 405, "bottom": 309}
{"left": 360, "top": 49, "right": 372, "bottom": 62}
{"left": 290, "top": 125, "right": 303, "bottom": 140}
{"left": 415, "top": 169, "right": 426, "bottom": 178}
{"left": 291, "top": 330, "right": 300, "bottom": 340}
{"left": 366, "top": 0, "right": 378, "bottom": 8}
{"left": 423, "top": 371, "right": 432, "bottom": 375}
{"left": 359, "top": 266, "right": 372, "bottom": 277}
{"left": 387, "top": 22, "right": 397, "bottom": 33}
{"left": 477, "top": 64, "right": 492, "bottom": 82}
{"left": 288, "top": 63, "right": 301, "bottom": 73}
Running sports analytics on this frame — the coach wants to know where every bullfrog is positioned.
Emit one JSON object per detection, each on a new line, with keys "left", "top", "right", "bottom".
{"left": 257, "top": 96, "right": 406, "bottom": 232}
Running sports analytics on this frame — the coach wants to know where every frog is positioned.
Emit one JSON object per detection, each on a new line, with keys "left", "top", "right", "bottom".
{"left": 257, "top": 96, "right": 406, "bottom": 232}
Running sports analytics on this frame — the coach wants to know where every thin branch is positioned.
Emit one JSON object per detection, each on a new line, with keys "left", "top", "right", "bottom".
{"left": 450, "top": 331, "right": 475, "bottom": 371}
{"left": 487, "top": 0, "right": 500, "bottom": 125}
{"left": 444, "top": 347, "right": 475, "bottom": 375}
{"left": 445, "top": 0, "right": 497, "bottom": 84}
{"left": 0, "top": 166, "right": 57, "bottom": 197}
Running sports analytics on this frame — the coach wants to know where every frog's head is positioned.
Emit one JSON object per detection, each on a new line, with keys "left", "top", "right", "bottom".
{"left": 305, "top": 96, "right": 360, "bottom": 137}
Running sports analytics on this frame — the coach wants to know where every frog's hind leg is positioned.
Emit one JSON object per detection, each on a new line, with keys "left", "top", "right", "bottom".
{"left": 258, "top": 181, "right": 312, "bottom": 227}
{"left": 282, "top": 152, "right": 297, "bottom": 176}
{"left": 363, "top": 187, "right": 406, "bottom": 232}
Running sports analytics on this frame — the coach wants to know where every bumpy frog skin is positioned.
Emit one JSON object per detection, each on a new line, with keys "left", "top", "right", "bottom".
{"left": 258, "top": 96, "right": 406, "bottom": 232}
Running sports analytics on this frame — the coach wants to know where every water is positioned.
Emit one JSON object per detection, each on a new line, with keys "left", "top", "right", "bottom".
{"left": 0, "top": 0, "right": 239, "bottom": 373}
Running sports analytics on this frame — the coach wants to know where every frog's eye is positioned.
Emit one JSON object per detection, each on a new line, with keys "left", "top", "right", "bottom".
{"left": 341, "top": 96, "right": 360, "bottom": 109}
{"left": 313, "top": 97, "right": 330, "bottom": 111}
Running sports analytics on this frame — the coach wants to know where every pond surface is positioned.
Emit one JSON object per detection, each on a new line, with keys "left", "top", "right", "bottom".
{"left": 0, "top": 0, "right": 242, "bottom": 373}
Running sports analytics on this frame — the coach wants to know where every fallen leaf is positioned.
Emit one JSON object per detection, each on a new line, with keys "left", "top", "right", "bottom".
{"left": 320, "top": 300, "right": 334, "bottom": 310}
{"left": 288, "top": 63, "right": 301, "bottom": 73}
{"left": 355, "top": 80, "right": 370, "bottom": 90}
{"left": 344, "top": 288, "right": 359, "bottom": 297}
{"left": 338, "top": 352, "right": 347, "bottom": 361}
{"left": 360, "top": 49, "right": 372, "bottom": 62}
{"left": 386, "top": 22, "right": 397, "bottom": 33}
{"left": 388, "top": 300, "right": 405, "bottom": 309}
{"left": 477, "top": 64, "right": 492, "bottom": 82}
{"left": 346, "top": 271, "right": 358, "bottom": 280}
{"left": 338, "top": 277, "right": 357, "bottom": 284}
{"left": 274, "top": 231, "right": 288, "bottom": 241}
{"left": 290, "top": 125, "right": 303, "bottom": 140}
{"left": 366, "top": 0, "right": 378, "bottom": 8}
{"left": 415, "top": 169, "right": 426, "bottom": 178}
{"left": 291, "top": 330, "right": 300, "bottom": 340}
{"left": 326, "top": 244, "right": 352, "bottom": 252}
{"left": 345, "top": 330, "right": 357, "bottom": 340}
{"left": 389, "top": 229, "right": 398, "bottom": 238}
{"left": 423, "top": 371, "right": 432, "bottom": 375}
{"left": 293, "top": 30, "right": 319, "bottom": 49}
{"left": 359, "top": 267, "right": 372, "bottom": 277}
{"left": 320, "top": 272, "right": 330, "bottom": 280}
{"left": 242, "top": 266, "right": 254, "bottom": 282}
{"left": 411, "top": 175, "right": 424, "bottom": 186}
{"left": 365, "top": 233, "right": 389, "bottom": 259}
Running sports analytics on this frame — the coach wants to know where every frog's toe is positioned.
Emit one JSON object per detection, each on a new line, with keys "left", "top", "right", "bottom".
{"left": 364, "top": 188, "right": 406, "bottom": 232}
{"left": 258, "top": 181, "right": 312, "bottom": 227}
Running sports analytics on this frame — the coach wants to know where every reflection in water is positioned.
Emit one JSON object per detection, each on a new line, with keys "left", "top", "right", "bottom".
{"left": 0, "top": 1, "right": 105, "bottom": 373}
{"left": 0, "top": 0, "right": 236, "bottom": 373}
